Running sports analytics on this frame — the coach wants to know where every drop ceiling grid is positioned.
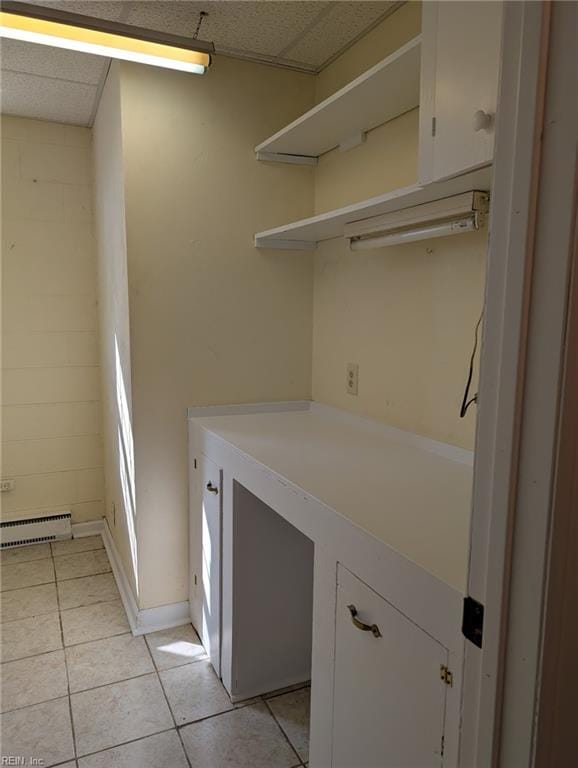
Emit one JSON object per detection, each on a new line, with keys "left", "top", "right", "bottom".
{"left": 0, "top": 0, "right": 403, "bottom": 126}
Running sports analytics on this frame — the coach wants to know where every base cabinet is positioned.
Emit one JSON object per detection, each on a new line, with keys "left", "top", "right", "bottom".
{"left": 331, "top": 566, "right": 450, "bottom": 767}
{"left": 189, "top": 455, "right": 222, "bottom": 676}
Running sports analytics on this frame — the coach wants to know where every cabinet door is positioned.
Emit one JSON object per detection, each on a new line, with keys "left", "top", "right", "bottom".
{"left": 419, "top": 1, "right": 503, "bottom": 183}
{"left": 191, "top": 456, "right": 222, "bottom": 676}
{"left": 332, "top": 566, "right": 448, "bottom": 768}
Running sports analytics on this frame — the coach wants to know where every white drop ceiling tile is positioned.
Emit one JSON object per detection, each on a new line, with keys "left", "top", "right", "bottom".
{"left": 285, "top": 1, "right": 397, "bottom": 68}
{"left": 124, "top": 1, "right": 331, "bottom": 59}
{"left": 1, "top": 71, "right": 97, "bottom": 127}
{"left": 1, "top": 39, "right": 106, "bottom": 85}
{"left": 0, "top": 0, "right": 405, "bottom": 125}
{"left": 28, "top": 1, "right": 129, "bottom": 23}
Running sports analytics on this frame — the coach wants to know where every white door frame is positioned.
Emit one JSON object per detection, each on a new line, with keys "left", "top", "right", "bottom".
{"left": 462, "top": 1, "right": 578, "bottom": 765}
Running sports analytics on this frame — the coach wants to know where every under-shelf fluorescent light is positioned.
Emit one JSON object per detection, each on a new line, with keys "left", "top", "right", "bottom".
{"left": 0, "top": 1, "right": 213, "bottom": 75}
{"left": 345, "top": 191, "right": 489, "bottom": 251}
{"left": 350, "top": 216, "right": 477, "bottom": 251}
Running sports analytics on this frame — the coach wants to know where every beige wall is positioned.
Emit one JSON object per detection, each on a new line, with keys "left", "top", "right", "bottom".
{"left": 314, "top": 109, "right": 419, "bottom": 214}
{"left": 315, "top": 2, "right": 422, "bottom": 101}
{"left": 92, "top": 64, "right": 138, "bottom": 596}
{"left": 1, "top": 116, "right": 104, "bottom": 522}
{"left": 311, "top": 1, "right": 485, "bottom": 449}
{"left": 85, "top": 0, "right": 482, "bottom": 611}
{"left": 118, "top": 56, "right": 316, "bottom": 609}
{"left": 312, "top": 231, "right": 486, "bottom": 448}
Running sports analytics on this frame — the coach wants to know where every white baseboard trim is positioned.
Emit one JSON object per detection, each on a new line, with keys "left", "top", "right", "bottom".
{"left": 101, "top": 519, "right": 139, "bottom": 633}
{"left": 71, "top": 519, "right": 105, "bottom": 538}
{"left": 100, "top": 519, "right": 191, "bottom": 637}
{"left": 133, "top": 601, "right": 191, "bottom": 636}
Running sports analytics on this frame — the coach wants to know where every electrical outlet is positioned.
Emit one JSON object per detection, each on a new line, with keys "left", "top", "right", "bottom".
{"left": 346, "top": 363, "right": 359, "bottom": 395}
{"left": 1, "top": 479, "right": 15, "bottom": 492}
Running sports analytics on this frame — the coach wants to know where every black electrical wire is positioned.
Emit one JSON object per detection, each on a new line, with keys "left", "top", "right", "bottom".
{"left": 460, "top": 309, "right": 484, "bottom": 418}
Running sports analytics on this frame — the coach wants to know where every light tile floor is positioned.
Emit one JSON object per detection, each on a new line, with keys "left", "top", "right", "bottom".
{"left": 0, "top": 535, "right": 310, "bottom": 767}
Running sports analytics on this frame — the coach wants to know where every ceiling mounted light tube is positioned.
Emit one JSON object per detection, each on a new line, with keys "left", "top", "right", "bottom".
{"left": 349, "top": 216, "right": 477, "bottom": 251}
{"left": 0, "top": 1, "right": 213, "bottom": 75}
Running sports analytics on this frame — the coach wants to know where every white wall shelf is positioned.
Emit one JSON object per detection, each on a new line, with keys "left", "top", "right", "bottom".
{"left": 255, "top": 36, "right": 421, "bottom": 163}
{"left": 255, "top": 166, "right": 492, "bottom": 250}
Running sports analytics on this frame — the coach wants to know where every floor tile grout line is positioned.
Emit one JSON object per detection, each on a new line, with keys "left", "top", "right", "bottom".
{"left": 2, "top": 545, "right": 309, "bottom": 764}
{"left": 149, "top": 641, "right": 194, "bottom": 768}
{"left": 55, "top": 565, "right": 111, "bottom": 582}
{"left": 175, "top": 701, "right": 258, "bottom": 730}
{"left": 49, "top": 757, "right": 81, "bottom": 768}
{"left": 147, "top": 629, "right": 274, "bottom": 733}
{"left": 264, "top": 681, "right": 312, "bottom": 701}
{"left": 52, "top": 545, "right": 105, "bottom": 559}
{"left": 0, "top": 577, "right": 56, "bottom": 593}
{"left": 264, "top": 697, "right": 306, "bottom": 767}
{"left": 176, "top": 726, "right": 194, "bottom": 768}
{"left": 53, "top": 550, "right": 79, "bottom": 763}
{"left": 1, "top": 646, "right": 63, "bottom": 665}
{"left": 1, "top": 544, "right": 175, "bottom": 763}
{"left": 0, "top": 690, "right": 71, "bottom": 717}
{"left": 0, "top": 556, "right": 53, "bottom": 566}
{"left": 73, "top": 725, "right": 177, "bottom": 762}
{"left": 0, "top": 608, "right": 60, "bottom": 628}
{"left": 63, "top": 626, "right": 131, "bottom": 650}
{"left": 62, "top": 568, "right": 189, "bottom": 762}
{"left": 0, "top": 567, "right": 109, "bottom": 589}
{"left": 1, "top": 605, "right": 127, "bottom": 655}
{"left": 56, "top": 569, "right": 112, "bottom": 584}
{"left": 0, "top": 541, "right": 104, "bottom": 569}
{"left": 59, "top": 593, "right": 121, "bottom": 614}
{"left": 0, "top": 646, "right": 67, "bottom": 666}
{"left": 0, "top": 595, "right": 122, "bottom": 631}
{"left": 0, "top": 564, "right": 112, "bottom": 592}
{"left": 69, "top": 668, "right": 159, "bottom": 698}
{"left": 171, "top": 678, "right": 303, "bottom": 728}
{"left": 52, "top": 546, "right": 106, "bottom": 560}
{"left": 144, "top": 626, "right": 308, "bottom": 738}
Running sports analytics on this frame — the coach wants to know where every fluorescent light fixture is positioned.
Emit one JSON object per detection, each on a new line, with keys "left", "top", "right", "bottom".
{"left": 346, "top": 191, "right": 489, "bottom": 251}
{"left": 350, "top": 216, "right": 477, "bottom": 251}
{"left": 0, "top": 1, "right": 213, "bottom": 75}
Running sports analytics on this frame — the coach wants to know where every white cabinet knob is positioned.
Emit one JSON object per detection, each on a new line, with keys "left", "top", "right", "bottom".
{"left": 473, "top": 110, "right": 493, "bottom": 132}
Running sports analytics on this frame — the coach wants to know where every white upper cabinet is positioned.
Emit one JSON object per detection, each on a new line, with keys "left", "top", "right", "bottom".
{"left": 419, "top": 1, "right": 503, "bottom": 184}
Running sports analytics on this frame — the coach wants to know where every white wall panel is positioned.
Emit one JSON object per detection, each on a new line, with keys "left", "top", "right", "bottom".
{"left": 1, "top": 116, "right": 104, "bottom": 523}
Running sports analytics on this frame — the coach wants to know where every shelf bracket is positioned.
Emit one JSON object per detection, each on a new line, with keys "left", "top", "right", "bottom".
{"left": 254, "top": 237, "right": 317, "bottom": 251}
{"left": 339, "top": 131, "right": 367, "bottom": 152}
{"left": 255, "top": 150, "right": 318, "bottom": 166}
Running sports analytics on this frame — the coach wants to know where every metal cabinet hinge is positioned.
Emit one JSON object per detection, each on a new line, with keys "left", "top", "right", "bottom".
{"left": 440, "top": 665, "right": 453, "bottom": 687}
{"left": 431, "top": 116, "right": 437, "bottom": 137}
{"left": 440, "top": 734, "right": 445, "bottom": 757}
{"left": 193, "top": 458, "right": 197, "bottom": 469}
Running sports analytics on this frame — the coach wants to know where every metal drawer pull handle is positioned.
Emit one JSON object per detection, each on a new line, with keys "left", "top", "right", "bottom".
{"left": 206, "top": 482, "right": 219, "bottom": 495}
{"left": 347, "top": 604, "right": 382, "bottom": 638}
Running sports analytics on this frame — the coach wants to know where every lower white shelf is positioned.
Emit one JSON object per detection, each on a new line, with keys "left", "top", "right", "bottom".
{"left": 255, "top": 166, "right": 492, "bottom": 250}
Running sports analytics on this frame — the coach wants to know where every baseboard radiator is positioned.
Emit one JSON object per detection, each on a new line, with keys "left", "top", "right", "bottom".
{"left": 0, "top": 511, "right": 72, "bottom": 548}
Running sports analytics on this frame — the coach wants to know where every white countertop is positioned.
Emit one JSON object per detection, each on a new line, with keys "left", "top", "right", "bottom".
{"left": 190, "top": 404, "right": 473, "bottom": 592}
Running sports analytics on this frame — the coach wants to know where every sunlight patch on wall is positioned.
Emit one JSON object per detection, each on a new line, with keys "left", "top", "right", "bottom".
{"left": 115, "top": 335, "right": 138, "bottom": 595}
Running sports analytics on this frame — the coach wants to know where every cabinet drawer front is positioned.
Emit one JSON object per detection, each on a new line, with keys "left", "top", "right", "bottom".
{"left": 332, "top": 565, "right": 448, "bottom": 768}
